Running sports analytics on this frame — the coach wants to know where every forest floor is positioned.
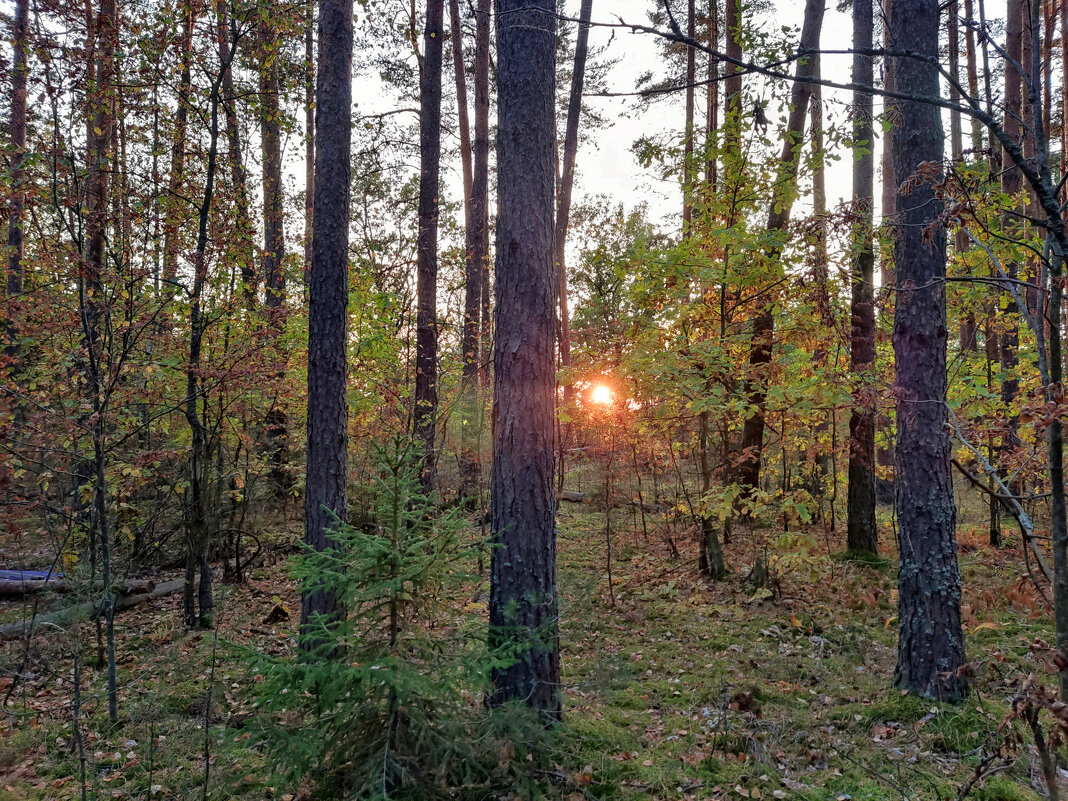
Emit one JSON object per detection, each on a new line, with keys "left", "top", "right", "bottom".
{"left": 0, "top": 488, "right": 1058, "bottom": 801}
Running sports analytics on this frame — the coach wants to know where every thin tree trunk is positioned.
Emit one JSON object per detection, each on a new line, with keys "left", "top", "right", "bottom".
{"left": 554, "top": 0, "right": 593, "bottom": 369}
{"left": 705, "top": 0, "right": 718, "bottom": 190}
{"left": 83, "top": 0, "right": 118, "bottom": 721}
{"left": 415, "top": 0, "right": 445, "bottom": 494}
{"left": 476, "top": 0, "right": 491, "bottom": 394}
{"left": 889, "top": 0, "right": 965, "bottom": 702}
{"left": 488, "top": 0, "right": 560, "bottom": 721}
{"left": 7, "top": 0, "right": 28, "bottom": 362}
{"left": 732, "top": 0, "right": 825, "bottom": 494}
{"left": 216, "top": 1, "right": 257, "bottom": 309}
{"left": 723, "top": 0, "right": 742, "bottom": 161}
{"left": 259, "top": 10, "right": 285, "bottom": 317}
{"left": 305, "top": 0, "right": 315, "bottom": 289}
{"left": 964, "top": 0, "right": 983, "bottom": 152}
{"left": 1000, "top": 0, "right": 1025, "bottom": 464}
{"left": 681, "top": 0, "right": 696, "bottom": 233}
{"left": 301, "top": 0, "right": 354, "bottom": 643}
{"left": 162, "top": 2, "right": 194, "bottom": 286}
{"left": 846, "top": 0, "right": 877, "bottom": 554}
{"left": 449, "top": 0, "right": 472, "bottom": 212}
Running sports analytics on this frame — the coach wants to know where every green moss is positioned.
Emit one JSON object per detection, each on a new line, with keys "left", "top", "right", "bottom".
{"left": 972, "top": 775, "right": 1042, "bottom": 801}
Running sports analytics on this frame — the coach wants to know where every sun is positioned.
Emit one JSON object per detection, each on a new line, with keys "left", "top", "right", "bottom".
{"left": 591, "top": 384, "right": 613, "bottom": 405}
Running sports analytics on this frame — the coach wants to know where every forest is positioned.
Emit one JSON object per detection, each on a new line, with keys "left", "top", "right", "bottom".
{"left": 4, "top": 0, "right": 1068, "bottom": 797}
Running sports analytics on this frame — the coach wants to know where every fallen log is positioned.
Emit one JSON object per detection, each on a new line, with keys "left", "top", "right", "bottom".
{"left": 0, "top": 578, "right": 157, "bottom": 599}
{"left": 0, "top": 579, "right": 187, "bottom": 641}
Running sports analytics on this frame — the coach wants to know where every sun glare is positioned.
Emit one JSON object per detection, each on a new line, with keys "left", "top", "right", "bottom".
{"left": 591, "top": 384, "right": 613, "bottom": 405}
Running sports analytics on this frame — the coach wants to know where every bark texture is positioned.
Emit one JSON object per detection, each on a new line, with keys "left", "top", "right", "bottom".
{"left": 415, "top": 0, "right": 445, "bottom": 493}
{"left": 889, "top": 0, "right": 966, "bottom": 702}
{"left": 488, "top": 0, "right": 560, "bottom": 720}
{"left": 302, "top": 0, "right": 353, "bottom": 637}
{"left": 6, "top": 0, "right": 28, "bottom": 359}
{"left": 846, "top": 0, "right": 877, "bottom": 554}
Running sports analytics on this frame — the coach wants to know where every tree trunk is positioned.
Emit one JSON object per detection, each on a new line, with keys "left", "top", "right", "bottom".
{"left": 722, "top": 0, "right": 742, "bottom": 159}
{"left": 889, "top": 0, "right": 966, "bottom": 702}
{"left": 457, "top": 0, "right": 484, "bottom": 498}
{"left": 488, "top": 0, "right": 560, "bottom": 721}
{"left": 301, "top": 0, "right": 353, "bottom": 642}
{"left": 999, "top": 0, "right": 1024, "bottom": 462}
{"left": 162, "top": 2, "right": 194, "bottom": 286}
{"left": 6, "top": 0, "right": 28, "bottom": 362}
{"left": 83, "top": 0, "right": 118, "bottom": 721}
{"left": 476, "top": 0, "right": 491, "bottom": 394}
{"left": 732, "top": 0, "right": 825, "bottom": 495}
{"left": 216, "top": 1, "right": 257, "bottom": 309}
{"left": 845, "top": 0, "right": 877, "bottom": 555}
{"left": 963, "top": 0, "right": 983, "bottom": 152}
{"left": 259, "top": 9, "right": 286, "bottom": 317}
{"left": 681, "top": 0, "right": 696, "bottom": 234}
{"left": 305, "top": 0, "right": 316, "bottom": 289}
{"left": 449, "top": 0, "right": 472, "bottom": 212}
{"left": 415, "top": 0, "right": 444, "bottom": 495}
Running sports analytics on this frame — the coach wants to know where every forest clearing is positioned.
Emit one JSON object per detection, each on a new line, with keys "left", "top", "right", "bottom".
{"left": 4, "top": 0, "right": 1068, "bottom": 798}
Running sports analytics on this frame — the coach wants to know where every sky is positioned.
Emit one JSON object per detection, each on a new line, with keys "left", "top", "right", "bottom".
{"left": 562, "top": 0, "right": 864, "bottom": 226}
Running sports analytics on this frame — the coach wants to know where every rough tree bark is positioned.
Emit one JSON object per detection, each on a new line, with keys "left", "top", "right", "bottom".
{"left": 846, "top": 0, "right": 877, "bottom": 555}
{"left": 302, "top": 0, "right": 353, "bottom": 640}
{"left": 305, "top": 0, "right": 315, "bottom": 288}
{"left": 889, "top": 0, "right": 966, "bottom": 702}
{"left": 415, "top": 0, "right": 444, "bottom": 494}
{"left": 488, "top": 0, "right": 560, "bottom": 720}
{"left": 681, "top": 0, "right": 696, "bottom": 233}
{"left": 732, "top": 0, "right": 824, "bottom": 495}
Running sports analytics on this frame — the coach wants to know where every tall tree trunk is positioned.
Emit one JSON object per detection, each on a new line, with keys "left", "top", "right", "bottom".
{"left": 475, "top": 0, "right": 491, "bottom": 394}
{"left": 1000, "top": 0, "right": 1025, "bottom": 465}
{"left": 949, "top": 2, "right": 978, "bottom": 352}
{"left": 301, "top": 0, "right": 353, "bottom": 642}
{"left": 415, "top": 0, "right": 444, "bottom": 494}
{"left": 681, "top": 0, "right": 696, "bottom": 234}
{"left": 732, "top": 0, "right": 825, "bottom": 495}
{"left": 705, "top": 0, "right": 718, "bottom": 190}
{"left": 216, "top": 1, "right": 257, "bottom": 309}
{"left": 162, "top": 2, "right": 194, "bottom": 286}
{"left": 488, "top": 0, "right": 560, "bottom": 721}
{"left": 846, "top": 0, "right": 877, "bottom": 555}
{"left": 449, "top": 0, "right": 473, "bottom": 211}
{"left": 183, "top": 61, "right": 225, "bottom": 631}
{"left": 554, "top": 0, "right": 592, "bottom": 369}
{"left": 259, "top": 9, "right": 285, "bottom": 317}
{"left": 6, "top": 0, "right": 28, "bottom": 363}
{"left": 454, "top": 0, "right": 481, "bottom": 497}
{"left": 305, "top": 0, "right": 316, "bottom": 290}
{"left": 964, "top": 0, "right": 983, "bottom": 152}
{"left": 83, "top": 0, "right": 118, "bottom": 720}
{"left": 889, "top": 0, "right": 965, "bottom": 702}
{"left": 723, "top": 0, "right": 742, "bottom": 161}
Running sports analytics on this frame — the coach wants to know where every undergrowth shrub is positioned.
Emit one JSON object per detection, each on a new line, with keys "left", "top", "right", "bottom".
{"left": 249, "top": 435, "right": 551, "bottom": 800}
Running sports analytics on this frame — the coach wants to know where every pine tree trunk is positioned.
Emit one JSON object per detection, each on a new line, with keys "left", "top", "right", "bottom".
{"left": 554, "top": 0, "right": 593, "bottom": 370}
{"left": 415, "top": 0, "right": 445, "bottom": 495}
{"left": 889, "top": 0, "right": 965, "bottom": 702}
{"left": 732, "top": 0, "right": 824, "bottom": 495}
{"left": 476, "top": 0, "right": 491, "bottom": 397}
{"left": 846, "top": 0, "right": 877, "bottom": 555}
{"left": 305, "top": 0, "right": 316, "bottom": 290}
{"left": 302, "top": 0, "right": 354, "bottom": 641}
{"left": 681, "top": 0, "right": 696, "bottom": 233}
{"left": 963, "top": 0, "right": 983, "bottom": 152}
{"left": 488, "top": 0, "right": 560, "bottom": 721}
